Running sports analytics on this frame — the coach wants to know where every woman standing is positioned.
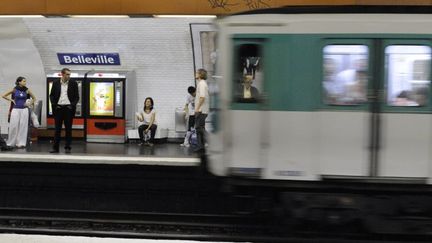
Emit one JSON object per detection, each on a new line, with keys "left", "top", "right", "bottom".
{"left": 137, "top": 97, "right": 157, "bottom": 146}
{"left": 2, "top": 76, "right": 36, "bottom": 148}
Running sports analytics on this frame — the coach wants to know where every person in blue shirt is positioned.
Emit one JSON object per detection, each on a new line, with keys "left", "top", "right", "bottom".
{"left": 2, "top": 76, "right": 36, "bottom": 149}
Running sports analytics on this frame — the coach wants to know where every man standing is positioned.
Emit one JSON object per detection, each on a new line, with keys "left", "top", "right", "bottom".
{"left": 49, "top": 68, "right": 79, "bottom": 153}
{"left": 194, "top": 69, "right": 209, "bottom": 153}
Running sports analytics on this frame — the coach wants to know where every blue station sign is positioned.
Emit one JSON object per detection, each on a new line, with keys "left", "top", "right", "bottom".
{"left": 57, "top": 53, "right": 121, "bottom": 65}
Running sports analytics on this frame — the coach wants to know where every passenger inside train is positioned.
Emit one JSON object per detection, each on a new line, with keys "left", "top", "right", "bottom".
{"left": 236, "top": 74, "right": 260, "bottom": 102}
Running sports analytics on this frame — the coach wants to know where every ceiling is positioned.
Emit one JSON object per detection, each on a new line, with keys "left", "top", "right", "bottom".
{"left": 1, "top": 0, "right": 431, "bottom": 16}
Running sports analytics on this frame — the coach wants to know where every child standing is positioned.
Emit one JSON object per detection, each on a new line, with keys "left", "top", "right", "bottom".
{"left": 180, "top": 86, "right": 196, "bottom": 147}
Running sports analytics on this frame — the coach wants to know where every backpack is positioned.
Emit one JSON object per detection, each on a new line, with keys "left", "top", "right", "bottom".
{"left": 189, "top": 128, "right": 198, "bottom": 147}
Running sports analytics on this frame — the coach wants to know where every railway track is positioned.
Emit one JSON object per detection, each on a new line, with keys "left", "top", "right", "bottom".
{"left": 0, "top": 207, "right": 284, "bottom": 241}
{"left": 0, "top": 208, "right": 430, "bottom": 242}
{"left": 0, "top": 162, "right": 431, "bottom": 242}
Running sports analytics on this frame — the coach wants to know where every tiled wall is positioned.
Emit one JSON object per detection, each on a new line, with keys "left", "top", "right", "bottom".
{"left": 22, "top": 17, "right": 213, "bottom": 138}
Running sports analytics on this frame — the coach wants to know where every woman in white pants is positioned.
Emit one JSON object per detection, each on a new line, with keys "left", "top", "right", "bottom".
{"left": 2, "top": 77, "right": 36, "bottom": 148}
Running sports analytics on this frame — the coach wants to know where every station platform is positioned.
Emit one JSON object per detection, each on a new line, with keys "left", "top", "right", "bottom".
{"left": 0, "top": 140, "right": 200, "bottom": 166}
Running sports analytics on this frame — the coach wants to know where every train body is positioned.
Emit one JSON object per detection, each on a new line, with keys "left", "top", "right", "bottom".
{"left": 207, "top": 6, "right": 432, "bottom": 184}
{"left": 204, "top": 7, "right": 432, "bottom": 234}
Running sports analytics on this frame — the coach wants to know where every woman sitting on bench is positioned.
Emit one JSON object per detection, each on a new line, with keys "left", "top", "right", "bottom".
{"left": 136, "top": 97, "right": 157, "bottom": 146}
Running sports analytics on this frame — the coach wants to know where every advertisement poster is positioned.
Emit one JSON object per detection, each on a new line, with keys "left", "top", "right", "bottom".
{"left": 89, "top": 82, "right": 114, "bottom": 116}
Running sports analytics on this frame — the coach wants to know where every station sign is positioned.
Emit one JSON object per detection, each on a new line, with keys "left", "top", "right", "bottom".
{"left": 57, "top": 53, "right": 121, "bottom": 65}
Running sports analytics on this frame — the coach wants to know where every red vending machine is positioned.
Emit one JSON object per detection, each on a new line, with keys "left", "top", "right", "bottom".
{"left": 85, "top": 72, "right": 132, "bottom": 143}
{"left": 46, "top": 71, "right": 84, "bottom": 130}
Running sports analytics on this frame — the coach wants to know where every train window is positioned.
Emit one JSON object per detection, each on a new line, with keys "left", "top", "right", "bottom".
{"left": 385, "top": 45, "right": 431, "bottom": 107}
{"left": 234, "top": 44, "right": 263, "bottom": 103}
{"left": 322, "top": 45, "right": 368, "bottom": 105}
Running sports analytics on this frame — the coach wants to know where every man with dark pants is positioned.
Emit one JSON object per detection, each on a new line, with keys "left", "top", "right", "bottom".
{"left": 194, "top": 69, "right": 209, "bottom": 154}
{"left": 49, "top": 68, "right": 79, "bottom": 153}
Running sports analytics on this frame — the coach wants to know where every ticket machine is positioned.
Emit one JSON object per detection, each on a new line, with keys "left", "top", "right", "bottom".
{"left": 46, "top": 71, "right": 136, "bottom": 143}
{"left": 46, "top": 71, "right": 84, "bottom": 129}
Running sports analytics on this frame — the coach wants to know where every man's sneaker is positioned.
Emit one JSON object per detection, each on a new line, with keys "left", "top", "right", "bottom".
{"left": 147, "top": 142, "right": 154, "bottom": 147}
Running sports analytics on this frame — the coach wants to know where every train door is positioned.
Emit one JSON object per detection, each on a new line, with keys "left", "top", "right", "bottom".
{"left": 378, "top": 40, "right": 431, "bottom": 178}
{"left": 319, "top": 41, "right": 373, "bottom": 177}
{"left": 320, "top": 39, "right": 431, "bottom": 179}
{"left": 227, "top": 39, "right": 268, "bottom": 177}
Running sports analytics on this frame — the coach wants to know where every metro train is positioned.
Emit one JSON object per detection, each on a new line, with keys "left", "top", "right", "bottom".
{"left": 204, "top": 6, "right": 432, "bottom": 234}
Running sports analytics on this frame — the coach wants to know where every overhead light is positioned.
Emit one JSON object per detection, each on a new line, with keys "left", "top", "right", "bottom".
{"left": 128, "top": 15, "right": 153, "bottom": 18}
{"left": 68, "top": 15, "right": 129, "bottom": 18}
{"left": 0, "top": 15, "right": 44, "bottom": 18}
{"left": 154, "top": 15, "right": 216, "bottom": 18}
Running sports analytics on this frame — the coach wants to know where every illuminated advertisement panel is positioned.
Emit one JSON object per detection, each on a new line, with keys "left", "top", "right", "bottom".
{"left": 89, "top": 82, "right": 114, "bottom": 116}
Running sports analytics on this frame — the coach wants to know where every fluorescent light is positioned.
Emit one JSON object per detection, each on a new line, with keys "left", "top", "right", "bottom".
{"left": 0, "top": 15, "right": 44, "bottom": 18}
{"left": 68, "top": 15, "right": 129, "bottom": 18}
{"left": 154, "top": 15, "right": 216, "bottom": 18}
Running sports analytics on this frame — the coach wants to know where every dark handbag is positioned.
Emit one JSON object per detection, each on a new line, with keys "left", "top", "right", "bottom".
{"left": 7, "top": 101, "right": 13, "bottom": 123}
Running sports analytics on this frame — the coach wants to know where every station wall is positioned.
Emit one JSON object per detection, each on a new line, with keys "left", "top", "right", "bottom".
{"left": 0, "top": 19, "right": 46, "bottom": 135}
{"left": 0, "top": 17, "right": 213, "bottom": 137}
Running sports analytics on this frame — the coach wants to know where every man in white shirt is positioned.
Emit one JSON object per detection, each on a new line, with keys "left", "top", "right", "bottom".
{"left": 194, "top": 69, "right": 209, "bottom": 153}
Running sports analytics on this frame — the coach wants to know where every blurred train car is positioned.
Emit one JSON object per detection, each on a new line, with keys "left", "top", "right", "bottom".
{"left": 205, "top": 6, "right": 432, "bottom": 234}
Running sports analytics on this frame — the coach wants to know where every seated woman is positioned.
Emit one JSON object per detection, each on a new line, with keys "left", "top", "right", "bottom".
{"left": 136, "top": 97, "right": 157, "bottom": 146}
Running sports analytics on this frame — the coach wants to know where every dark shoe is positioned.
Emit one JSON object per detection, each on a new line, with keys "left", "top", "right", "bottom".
{"left": 65, "top": 147, "right": 71, "bottom": 154}
{"left": 49, "top": 149, "right": 59, "bottom": 153}
{"left": 1, "top": 146, "right": 13, "bottom": 151}
{"left": 194, "top": 147, "right": 205, "bottom": 154}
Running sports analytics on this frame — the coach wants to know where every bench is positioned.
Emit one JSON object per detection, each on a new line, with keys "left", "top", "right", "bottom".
{"left": 127, "top": 128, "right": 168, "bottom": 143}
